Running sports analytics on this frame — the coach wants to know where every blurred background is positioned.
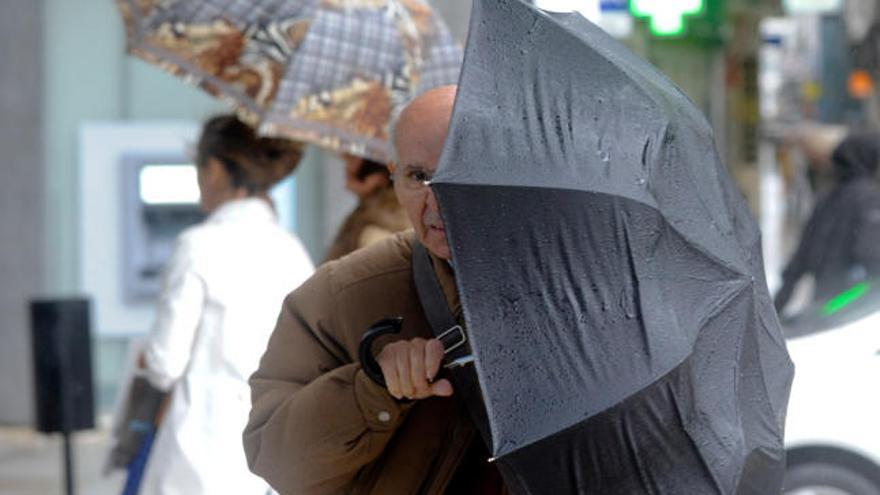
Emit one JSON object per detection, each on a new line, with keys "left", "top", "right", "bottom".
{"left": 3, "top": 0, "right": 880, "bottom": 493}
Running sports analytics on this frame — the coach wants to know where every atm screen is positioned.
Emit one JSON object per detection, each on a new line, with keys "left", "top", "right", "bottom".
{"left": 139, "top": 164, "right": 200, "bottom": 205}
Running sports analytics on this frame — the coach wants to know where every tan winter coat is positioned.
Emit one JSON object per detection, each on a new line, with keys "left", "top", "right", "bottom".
{"left": 244, "top": 231, "right": 479, "bottom": 494}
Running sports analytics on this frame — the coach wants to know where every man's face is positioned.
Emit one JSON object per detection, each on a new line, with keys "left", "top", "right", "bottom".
{"left": 393, "top": 88, "right": 456, "bottom": 260}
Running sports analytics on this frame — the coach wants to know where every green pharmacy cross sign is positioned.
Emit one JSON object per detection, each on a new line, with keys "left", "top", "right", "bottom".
{"left": 629, "top": 0, "right": 707, "bottom": 37}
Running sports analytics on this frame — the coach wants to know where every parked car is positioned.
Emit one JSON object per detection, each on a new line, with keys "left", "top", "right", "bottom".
{"left": 783, "top": 283, "right": 880, "bottom": 494}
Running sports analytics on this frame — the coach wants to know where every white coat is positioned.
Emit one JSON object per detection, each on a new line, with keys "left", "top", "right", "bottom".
{"left": 140, "top": 198, "right": 314, "bottom": 495}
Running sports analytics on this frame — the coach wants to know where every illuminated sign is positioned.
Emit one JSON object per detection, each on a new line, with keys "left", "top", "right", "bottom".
{"left": 783, "top": 0, "right": 842, "bottom": 14}
{"left": 629, "top": 0, "right": 706, "bottom": 37}
{"left": 139, "top": 164, "right": 200, "bottom": 205}
{"left": 533, "top": 0, "right": 632, "bottom": 38}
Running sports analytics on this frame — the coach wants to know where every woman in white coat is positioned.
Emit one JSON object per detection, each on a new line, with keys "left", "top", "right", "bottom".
{"left": 138, "top": 115, "right": 314, "bottom": 495}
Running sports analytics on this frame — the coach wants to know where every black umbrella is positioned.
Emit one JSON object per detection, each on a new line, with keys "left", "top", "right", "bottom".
{"left": 431, "top": 0, "right": 795, "bottom": 492}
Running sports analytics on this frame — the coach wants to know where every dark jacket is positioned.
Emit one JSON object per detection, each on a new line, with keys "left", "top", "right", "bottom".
{"left": 775, "top": 132, "right": 880, "bottom": 311}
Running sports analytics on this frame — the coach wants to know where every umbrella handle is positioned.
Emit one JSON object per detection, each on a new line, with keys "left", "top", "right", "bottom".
{"left": 358, "top": 317, "right": 404, "bottom": 388}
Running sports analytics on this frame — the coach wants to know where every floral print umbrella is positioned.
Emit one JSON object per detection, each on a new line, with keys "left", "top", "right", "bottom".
{"left": 117, "top": 0, "right": 462, "bottom": 161}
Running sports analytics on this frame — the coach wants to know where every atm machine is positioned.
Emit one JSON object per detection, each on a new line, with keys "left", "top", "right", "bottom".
{"left": 120, "top": 155, "right": 204, "bottom": 301}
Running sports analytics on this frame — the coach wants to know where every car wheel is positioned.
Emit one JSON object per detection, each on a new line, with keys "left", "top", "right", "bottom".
{"left": 784, "top": 462, "right": 880, "bottom": 495}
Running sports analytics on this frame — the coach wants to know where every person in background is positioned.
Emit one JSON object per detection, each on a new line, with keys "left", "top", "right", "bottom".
{"left": 138, "top": 115, "right": 314, "bottom": 494}
{"left": 323, "top": 154, "right": 410, "bottom": 262}
{"left": 775, "top": 131, "right": 880, "bottom": 313}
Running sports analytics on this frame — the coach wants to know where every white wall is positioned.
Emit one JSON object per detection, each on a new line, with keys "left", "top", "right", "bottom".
{"left": 433, "top": 0, "right": 473, "bottom": 43}
{"left": 0, "top": 0, "right": 44, "bottom": 424}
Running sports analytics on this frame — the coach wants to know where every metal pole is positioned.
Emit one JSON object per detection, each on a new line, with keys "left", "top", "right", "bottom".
{"left": 58, "top": 321, "right": 76, "bottom": 495}
{"left": 62, "top": 431, "right": 76, "bottom": 495}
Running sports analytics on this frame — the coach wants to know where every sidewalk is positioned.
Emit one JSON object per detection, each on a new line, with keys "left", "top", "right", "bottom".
{"left": 0, "top": 426, "right": 124, "bottom": 495}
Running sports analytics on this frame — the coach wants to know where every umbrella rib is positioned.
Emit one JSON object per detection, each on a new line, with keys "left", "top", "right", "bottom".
{"left": 128, "top": 43, "right": 266, "bottom": 117}
{"left": 668, "top": 373, "right": 729, "bottom": 493}
{"left": 437, "top": 182, "right": 749, "bottom": 278}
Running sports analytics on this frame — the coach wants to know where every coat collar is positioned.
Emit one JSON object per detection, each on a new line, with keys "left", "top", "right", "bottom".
{"left": 429, "top": 250, "right": 462, "bottom": 320}
{"left": 208, "top": 197, "right": 276, "bottom": 225}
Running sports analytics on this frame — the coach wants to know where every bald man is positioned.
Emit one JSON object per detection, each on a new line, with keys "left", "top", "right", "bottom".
{"left": 244, "top": 86, "right": 507, "bottom": 494}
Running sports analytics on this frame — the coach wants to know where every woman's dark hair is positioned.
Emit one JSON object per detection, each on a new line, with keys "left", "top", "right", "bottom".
{"left": 197, "top": 115, "right": 304, "bottom": 193}
{"left": 355, "top": 158, "right": 390, "bottom": 181}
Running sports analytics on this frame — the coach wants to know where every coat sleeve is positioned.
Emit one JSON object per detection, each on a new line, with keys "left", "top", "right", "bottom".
{"left": 243, "top": 268, "right": 413, "bottom": 495}
{"left": 852, "top": 203, "right": 880, "bottom": 275}
{"left": 142, "top": 235, "right": 207, "bottom": 391}
{"left": 774, "top": 199, "right": 827, "bottom": 312}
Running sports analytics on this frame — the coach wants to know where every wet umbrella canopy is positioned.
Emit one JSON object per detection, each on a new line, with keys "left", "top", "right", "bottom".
{"left": 431, "top": 0, "right": 794, "bottom": 493}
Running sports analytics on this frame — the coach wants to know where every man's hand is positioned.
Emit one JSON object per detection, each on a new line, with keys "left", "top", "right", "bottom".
{"left": 377, "top": 338, "right": 453, "bottom": 400}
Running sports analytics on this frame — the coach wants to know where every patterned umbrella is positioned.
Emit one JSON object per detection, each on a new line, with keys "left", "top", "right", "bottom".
{"left": 117, "top": 0, "right": 462, "bottom": 161}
